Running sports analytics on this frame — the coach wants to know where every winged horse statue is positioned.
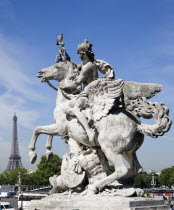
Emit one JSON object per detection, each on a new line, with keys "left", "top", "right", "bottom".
{"left": 28, "top": 61, "right": 171, "bottom": 194}
{"left": 29, "top": 37, "right": 172, "bottom": 194}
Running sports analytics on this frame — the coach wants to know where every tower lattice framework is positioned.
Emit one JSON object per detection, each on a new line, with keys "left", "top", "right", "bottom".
{"left": 5, "top": 113, "right": 23, "bottom": 171}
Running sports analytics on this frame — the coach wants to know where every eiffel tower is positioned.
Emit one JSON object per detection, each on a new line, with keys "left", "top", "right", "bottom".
{"left": 5, "top": 113, "right": 23, "bottom": 171}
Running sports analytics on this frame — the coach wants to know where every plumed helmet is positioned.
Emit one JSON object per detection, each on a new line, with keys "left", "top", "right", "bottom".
{"left": 77, "top": 40, "right": 93, "bottom": 53}
{"left": 77, "top": 39, "right": 95, "bottom": 60}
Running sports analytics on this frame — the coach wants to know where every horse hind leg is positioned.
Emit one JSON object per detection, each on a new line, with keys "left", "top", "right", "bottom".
{"left": 122, "top": 151, "right": 143, "bottom": 181}
{"left": 122, "top": 133, "right": 144, "bottom": 180}
{"left": 88, "top": 150, "right": 128, "bottom": 194}
{"left": 46, "top": 135, "right": 54, "bottom": 161}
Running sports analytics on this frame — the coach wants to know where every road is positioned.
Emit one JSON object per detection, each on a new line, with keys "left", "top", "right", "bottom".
{"left": 0, "top": 197, "right": 18, "bottom": 210}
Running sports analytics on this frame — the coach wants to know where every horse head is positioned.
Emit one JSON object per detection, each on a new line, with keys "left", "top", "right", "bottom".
{"left": 37, "top": 62, "right": 71, "bottom": 82}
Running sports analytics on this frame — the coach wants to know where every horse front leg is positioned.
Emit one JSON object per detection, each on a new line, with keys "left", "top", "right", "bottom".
{"left": 28, "top": 124, "right": 59, "bottom": 164}
{"left": 45, "top": 135, "right": 53, "bottom": 161}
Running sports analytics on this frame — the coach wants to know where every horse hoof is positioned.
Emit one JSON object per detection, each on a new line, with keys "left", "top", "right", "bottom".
{"left": 46, "top": 152, "right": 53, "bottom": 161}
{"left": 86, "top": 185, "right": 98, "bottom": 195}
{"left": 29, "top": 152, "right": 37, "bottom": 164}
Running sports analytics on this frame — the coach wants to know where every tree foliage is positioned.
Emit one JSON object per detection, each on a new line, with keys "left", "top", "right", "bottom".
{"left": 0, "top": 168, "right": 30, "bottom": 185}
{"left": 32, "top": 154, "right": 62, "bottom": 186}
{"left": 159, "top": 167, "right": 174, "bottom": 187}
{"left": 133, "top": 173, "right": 145, "bottom": 188}
{"left": 170, "top": 172, "right": 174, "bottom": 185}
{"left": 109, "top": 165, "right": 115, "bottom": 174}
{"left": 0, "top": 154, "right": 62, "bottom": 187}
{"left": 133, "top": 172, "right": 159, "bottom": 188}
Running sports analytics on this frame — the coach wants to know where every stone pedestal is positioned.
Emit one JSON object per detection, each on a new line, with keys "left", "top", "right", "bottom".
{"left": 28, "top": 193, "right": 170, "bottom": 210}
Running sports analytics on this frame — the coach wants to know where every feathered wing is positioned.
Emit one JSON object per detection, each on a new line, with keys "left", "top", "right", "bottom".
{"left": 123, "top": 81, "right": 162, "bottom": 110}
{"left": 82, "top": 80, "right": 162, "bottom": 122}
{"left": 85, "top": 78, "right": 124, "bottom": 122}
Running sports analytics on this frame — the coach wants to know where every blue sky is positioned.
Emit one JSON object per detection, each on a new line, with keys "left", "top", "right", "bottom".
{"left": 0, "top": 0, "right": 173, "bottom": 172}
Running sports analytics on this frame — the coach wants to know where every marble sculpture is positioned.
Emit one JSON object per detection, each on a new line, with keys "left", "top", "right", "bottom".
{"left": 29, "top": 34, "right": 172, "bottom": 196}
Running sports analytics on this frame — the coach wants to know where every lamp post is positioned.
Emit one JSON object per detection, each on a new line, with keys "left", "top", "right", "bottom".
{"left": 18, "top": 172, "right": 21, "bottom": 194}
{"left": 18, "top": 172, "right": 24, "bottom": 210}
{"left": 151, "top": 172, "right": 156, "bottom": 198}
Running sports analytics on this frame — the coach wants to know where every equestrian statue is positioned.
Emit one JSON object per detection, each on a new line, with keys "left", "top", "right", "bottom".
{"left": 28, "top": 35, "right": 172, "bottom": 196}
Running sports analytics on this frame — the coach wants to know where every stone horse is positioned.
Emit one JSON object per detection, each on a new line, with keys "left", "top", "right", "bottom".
{"left": 28, "top": 61, "right": 172, "bottom": 193}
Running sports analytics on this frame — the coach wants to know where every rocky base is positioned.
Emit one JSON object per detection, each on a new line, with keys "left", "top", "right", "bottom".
{"left": 28, "top": 193, "right": 170, "bottom": 210}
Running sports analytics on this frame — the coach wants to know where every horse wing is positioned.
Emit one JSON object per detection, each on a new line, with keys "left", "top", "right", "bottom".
{"left": 123, "top": 81, "right": 162, "bottom": 110}
{"left": 85, "top": 78, "right": 124, "bottom": 122}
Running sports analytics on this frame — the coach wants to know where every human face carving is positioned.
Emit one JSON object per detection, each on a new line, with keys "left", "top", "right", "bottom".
{"left": 78, "top": 51, "right": 86, "bottom": 61}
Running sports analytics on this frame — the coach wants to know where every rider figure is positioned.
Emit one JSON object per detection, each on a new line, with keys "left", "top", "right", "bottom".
{"left": 60, "top": 40, "right": 98, "bottom": 142}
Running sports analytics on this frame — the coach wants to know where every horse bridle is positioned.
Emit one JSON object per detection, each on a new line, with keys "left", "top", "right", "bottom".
{"left": 46, "top": 81, "right": 58, "bottom": 91}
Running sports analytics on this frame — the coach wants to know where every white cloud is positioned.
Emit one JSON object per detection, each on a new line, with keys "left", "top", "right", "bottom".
{"left": 0, "top": 92, "right": 39, "bottom": 130}
{"left": 0, "top": 34, "right": 46, "bottom": 101}
{"left": 0, "top": 33, "right": 52, "bottom": 171}
{"left": 0, "top": 33, "right": 51, "bottom": 132}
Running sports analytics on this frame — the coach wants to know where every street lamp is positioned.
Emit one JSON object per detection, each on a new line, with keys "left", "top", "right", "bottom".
{"left": 18, "top": 172, "right": 23, "bottom": 210}
{"left": 18, "top": 172, "right": 21, "bottom": 194}
{"left": 151, "top": 172, "right": 156, "bottom": 198}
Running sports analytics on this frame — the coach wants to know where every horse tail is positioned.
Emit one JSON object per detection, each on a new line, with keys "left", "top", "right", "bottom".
{"left": 131, "top": 97, "right": 172, "bottom": 138}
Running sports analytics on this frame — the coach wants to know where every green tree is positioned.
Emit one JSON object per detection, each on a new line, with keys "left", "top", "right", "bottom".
{"left": 133, "top": 173, "right": 145, "bottom": 188}
{"left": 142, "top": 173, "right": 152, "bottom": 188}
{"left": 170, "top": 172, "right": 174, "bottom": 186}
{"left": 160, "top": 167, "right": 174, "bottom": 187}
{"left": 0, "top": 168, "right": 31, "bottom": 185}
{"left": 0, "top": 172, "right": 8, "bottom": 185}
{"left": 109, "top": 165, "right": 115, "bottom": 174}
{"left": 33, "top": 154, "right": 62, "bottom": 186}
{"left": 0, "top": 155, "right": 62, "bottom": 187}
{"left": 133, "top": 172, "right": 157, "bottom": 188}
{"left": 12, "top": 168, "right": 29, "bottom": 185}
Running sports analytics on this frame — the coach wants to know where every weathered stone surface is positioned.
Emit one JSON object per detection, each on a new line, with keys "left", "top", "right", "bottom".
{"left": 28, "top": 35, "right": 172, "bottom": 202}
{"left": 61, "top": 153, "right": 85, "bottom": 188}
{"left": 28, "top": 194, "right": 170, "bottom": 210}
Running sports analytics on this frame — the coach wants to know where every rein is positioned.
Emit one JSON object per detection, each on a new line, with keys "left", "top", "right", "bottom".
{"left": 46, "top": 81, "right": 58, "bottom": 91}
{"left": 46, "top": 80, "right": 76, "bottom": 101}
